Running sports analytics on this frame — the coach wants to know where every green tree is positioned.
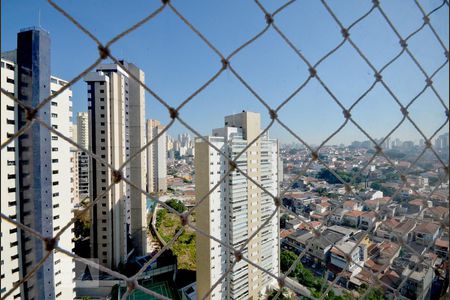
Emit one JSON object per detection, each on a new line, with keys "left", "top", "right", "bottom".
{"left": 165, "top": 199, "right": 186, "bottom": 213}
{"left": 370, "top": 182, "right": 382, "bottom": 191}
{"left": 280, "top": 250, "right": 297, "bottom": 273}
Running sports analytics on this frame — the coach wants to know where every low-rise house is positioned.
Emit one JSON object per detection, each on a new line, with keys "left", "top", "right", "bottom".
{"left": 391, "top": 219, "right": 416, "bottom": 243}
{"left": 434, "top": 238, "right": 449, "bottom": 258}
{"left": 375, "top": 218, "right": 400, "bottom": 240}
{"left": 423, "top": 206, "right": 448, "bottom": 221}
{"left": 343, "top": 200, "right": 362, "bottom": 211}
{"left": 330, "top": 240, "right": 366, "bottom": 276}
{"left": 342, "top": 210, "right": 365, "bottom": 228}
{"left": 359, "top": 211, "right": 378, "bottom": 231}
{"left": 364, "top": 241, "right": 400, "bottom": 274}
{"left": 314, "top": 201, "right": 331, "bottom": 214}
{"left": 375, "top": 218, "right": 416, "bottom": 243}
{"left": 413, "top": 222, "right": 440, "bottom": 246}
{"left": 329, "top": 208, "right": 345, "bottom": 225}
{"left": 400, "top": 260, "right": 434, "bottom": 300}
{"left": 282, "top": 229, "right": 314, "bottom": 254}
{"left": 306, "top": 226, "right": 354, "bottom": 264}
{"left": 364, "top": 197, "right": 392, "bottom": 211}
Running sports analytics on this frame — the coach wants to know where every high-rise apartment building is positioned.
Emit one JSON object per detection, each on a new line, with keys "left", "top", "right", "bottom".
{"left": 1, "top": 56, "right": 21, "bottom": 300}
{"left": 74, "top": 112, "right": 90, "bottom": 200}
{"left": 146, "top": 119, "right": 167, "bottom": 193}
{"left": 85, "top": 62, "right": 147, "bottom": 269}
{"left": 195, "top": 111, "right": 280, "bottom": 300}
{"left": 0, "top": 28, "right": 75, "bottom": 300}
{"left": 77, "top": 112, "right": 89, "bottom": 149}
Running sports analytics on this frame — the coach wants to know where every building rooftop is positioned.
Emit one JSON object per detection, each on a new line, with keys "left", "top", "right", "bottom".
{"left": 344, "top": 210, "right": 365, "bottom": 218}
{"left": 414, "top": 222, "right": 440, "bottom": 234}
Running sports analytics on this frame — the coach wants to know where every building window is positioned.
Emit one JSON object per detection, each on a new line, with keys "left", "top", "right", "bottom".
{"left": 6, "top": 105, "right": 14, "bottom": 111}
{"left": 51, "top": 101, "right": 58, "bottom": 106}
{"left": 53, "top": 192, "right": 59, "bottom": 197}
{"left": 53, "top": 181, "right": 59, "bottom": 186}
{"left": 52, "top": 170, "right": 59, "bottom": 174}
{"left": 100, "top": 89, "right": 104, "bottom": 93}
{"left": 52, "top": 159, "right": 58, "bottom": 163}
{"left": 52, "top": 136, "right": 58, "bottom": 140}
{"left": 51, "top": 113, "right": 58, "bottom": 118}
{"left": 52, "top": 125, "right": 58, "bottom": 129}
{"left": 6, "top": 77, "right": 14, "bottom": 84}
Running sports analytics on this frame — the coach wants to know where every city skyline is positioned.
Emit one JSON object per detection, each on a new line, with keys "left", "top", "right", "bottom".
{"left": 3, "top": 0, "right": 448, "bottom": 144}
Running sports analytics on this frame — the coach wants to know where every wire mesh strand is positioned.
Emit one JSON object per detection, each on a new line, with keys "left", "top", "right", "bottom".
{"left": 0, "top": 0, "right": 448, "bottom": 300}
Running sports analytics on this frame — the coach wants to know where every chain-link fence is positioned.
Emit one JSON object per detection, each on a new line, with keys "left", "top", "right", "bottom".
{"left": 1, "top": 0, "right": 449, "bottom": 299}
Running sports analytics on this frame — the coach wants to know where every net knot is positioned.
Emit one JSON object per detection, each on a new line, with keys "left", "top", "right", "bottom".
{"left": 168, "top": 107, "right": 179, "bottom": 119}
{"left": 269, "top": 109, "right": 278, "bottom": 120}
{"left": 399, "top": 39, "right": 408, "bottom": 49}
{"left": 343, "top": 109, "right": 351, "bottom": 119}
{"left": 400, "top": 106, "right": 409, "bottom": 116}
{"left": 126, "top": 279, "right": 138, "bottom": 292}
{"left": 26, "top": 108, "right": 37, "bottom": 121}
{"left": 44, "top": 237, "right": 58, "bottom": 252}
{"left": 98, "top": 45, "right": 110, "bottom": 59}
{"left": 234, "top": 250, "right": 243, "bottom": 262}
{"left": 161, "top": 0, "right": 170, "bottom": 4}
{"left": 424, "top": 140, "right": 432, "bottom": 148}
{"left": 229, "top": 160, "right": 237, "bottom": 172}
{"left": 400, "top": 174, "right": 407, "bottom": 183}
{"left": 374, "top": 145, "right": 382, "bottom": 153}
{"left": 221, "top": 58, "right": 229, "bottom": 70}
{"left": 425, "top": 78, "right": 433, "bottom": 86}
{"left": 277, "top": 276, "right": 285, "bottom": 288}
{"left": 180, "top": 212, "right": 189, "bottom": 226}
{"left": 112, "top": 170, "right": 123, "bottom": 184}
{"left": 423, "top": 15, "right": 430, "bottom": 24}
{"left": 311, "top": 151, "right": 318, "bottom": 161}
{"left": 341, "top": 28, "right": 350, "bottom": 39}
{"left": 374, "top": 72, "right": 382, "bottom": 82}
{"left": 265, "top": 14, "right": 273, "bottom": 25}
{"left": 344, "top": 184, "right": 352, "bottom": 194}
{"left": 308, "top": 67, "right": 317, "bottom": 78}
{"left": 372, "top": 0, "right": 380, "bottom": 7}
{"left": 273, "top": 197, "right": 281, "bottom": 207}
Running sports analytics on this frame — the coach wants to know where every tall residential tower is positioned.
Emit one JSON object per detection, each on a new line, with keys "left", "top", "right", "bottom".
{"left": 146, "top": 119, "right": 167, "bottom": 193}
{"left": 85, "top": 61, "right": 147, "bottom": 269}
{"left": 0, "top": 28, "right": 75, "bottom": 300}
{"left": 195, "top": 111, "right": 280, "bottom": 300}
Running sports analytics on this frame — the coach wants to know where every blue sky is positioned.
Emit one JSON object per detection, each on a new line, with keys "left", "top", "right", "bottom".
{"left": 2, "top": 0, "right": 448, "bottom": 145}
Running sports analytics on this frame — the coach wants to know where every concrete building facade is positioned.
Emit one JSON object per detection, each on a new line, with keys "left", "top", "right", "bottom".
{"left": 195, "top": 111, "right": 279, "bottom": 300}
{"left": 146, "top": 119, "right": 167, "bottom": 193}
{"left": 85, "top": 61, "right": 147, "bottom": 270}
{"left": 0, "top": 27, "right": 75, "bottom": 300}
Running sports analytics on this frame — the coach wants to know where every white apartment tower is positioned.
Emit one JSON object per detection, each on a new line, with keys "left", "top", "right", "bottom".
{"left": 146, "top": 119, "right": 167, "bottom": 193}
{"left": 75, "top": 112, "right": 90, "bottom": 200}
{"left": 85, "top": 61, "right": 147, "bottom": 269}
{"left": 196, "top": 111, "right": 280, "bottom": 300}
{"left": 0, "top": 28, "right": 75, "bottom": 300}
{"left": 77, "top": 112, "right": 89, "bottom": 149}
